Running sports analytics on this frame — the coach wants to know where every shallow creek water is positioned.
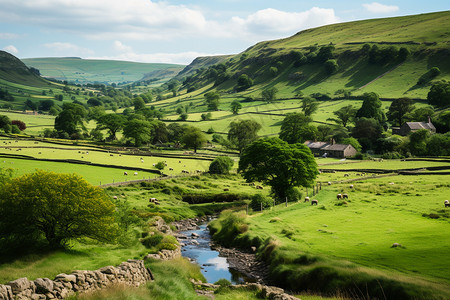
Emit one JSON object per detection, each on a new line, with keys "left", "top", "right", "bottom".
{"left": 179, "top": 223, "right": 250, "bottom": 284}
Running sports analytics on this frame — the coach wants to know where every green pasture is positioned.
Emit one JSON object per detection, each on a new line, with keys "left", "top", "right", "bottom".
{"left": 241, "top": 173, "right": 450, "bottom": 295}
{"left": 0, "top": 157, "right": 159, "bottom": 185}
{"left": 318, "top": 158, "right": 450, "bottom": 171}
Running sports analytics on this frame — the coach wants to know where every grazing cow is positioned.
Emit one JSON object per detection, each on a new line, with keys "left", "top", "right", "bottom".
{"left": 343, "top": 194, "right": 348, "bottom": 199}
{"left": 169, "top": 167, "right": 174, "bottom": 171}
{"left": 304, "top": 196, "right": 310, "bottom": 202}
{"left": 311, "top": 199, "right": 318, "bottom": 205}
{"left": 337, "top": 194, "right": 342, "bottom": 200}
{"left": 445, "top": 200, "right": 450, "bottom": 208}
{"left": 124, "top": 171, "right": 128, "bottom": 175}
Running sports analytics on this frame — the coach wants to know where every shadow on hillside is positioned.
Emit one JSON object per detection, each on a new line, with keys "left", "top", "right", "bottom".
{"left": 345, "top": 61, "right": 396, "bottom": 89}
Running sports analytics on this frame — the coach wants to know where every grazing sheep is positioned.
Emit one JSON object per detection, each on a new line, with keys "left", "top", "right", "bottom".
{"left": 152, "top": 163, "right": 156, "bottom": 166}
{"left": 113, "top": 196, "right": 118, "bottom": 200}
{"left": 150, "top": 198, "right": 157, "bottom": 203}
{"left": 196, "top": 170, "right": 202, "bottom": 173}
{"left": 350, "top": 184, "right": 354, "bottom": 189}
{"left": 169, "top": 167, "right": 174, "bottom": 171}
{"left": 224, "top": 188, "right": 229, "bottom": 191}
{"left": 337, "top": 194, "right": 342, "bottom": 200}
{"left": 256, "top": 185, "right": 263, "bottom": 190}
{"left": 327, "top": 181, "right": 332, "bottom": 185}
{"left": 311, "top": 199, "right": 318, "bottom": 205}
{"left": 344, "top": 174, "right": 349, "bottom": 177}
{"left": 110, "top": 154, "right": 113, "bottom": 156}
{"left": 141, "top": 159, "right": 144, "bottom": 163}
{"left": 134, "top": 172, "right": 138, "bottom": 176}
{"left": 304, "top": 196, "right": 310, "bottom": 202}
{"left": 343, "top": 194, "right": 348, "bottom": 199}
{"left": 445, "top": 200, "right": 450, "bottom": 208}
{"left": 124, "top": 171, "right": 128, "bottom": 175}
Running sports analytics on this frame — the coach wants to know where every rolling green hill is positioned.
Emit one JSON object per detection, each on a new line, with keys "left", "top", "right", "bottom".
{"left": 173, "top": 11, "right": 450, "bottom": 100}
{"left": 22, "top": 57, "right": 185, "bottom": 85}
{"left": 0, "top": 51, "right": 53, "bottom": 88}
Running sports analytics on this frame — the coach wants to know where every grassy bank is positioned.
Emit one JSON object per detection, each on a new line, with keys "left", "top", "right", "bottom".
{"left": 209, "top": 173, "right": 450, "bottom": 299}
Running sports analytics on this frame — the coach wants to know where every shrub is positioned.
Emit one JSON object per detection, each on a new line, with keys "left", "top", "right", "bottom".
{"left": 158, "top": 243, "right": 177, "bottom": 251}
{"left": 209, "top": 156, "right": 234, "bottom": 174}
{"left": 141, "top": 233, "right": 164, "bottom": 248}
{"left": 250, "top": 194, "right": 273, "bottom": 211}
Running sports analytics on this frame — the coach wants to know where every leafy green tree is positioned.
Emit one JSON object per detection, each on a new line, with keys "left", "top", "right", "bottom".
{"left": 236, "top": 74, "right": 253, "bottom": 92}
{"left": 178, "top": 113, "right": 188, "bottom": 121}
{"left": 204, "top": 91, "right": 220, "bottom": 111}
{"left": 279, "top": 113, "right": 317, "bottom": 144}
{"left": 356, "top": 92, "right": 386, "bottom": 124}
{"left": 426, "top": 133, "right": 450, "bottom": 156}
{"left": 261, "top": 87, "right": 278, "bottom": 102}
{"left": 301, "top": 96, "right": 319, "bottom": 116}
{"left": 151, "top": 120, "right": 169, "bottom": 144}
{"left": 352, "top": 117, "right": 383, "bottom": 151}
{"left": 209, "top": 156, "right": 234, "bottom": 174}
{"left": 133, "top": 97, "right": 146, "bottom": 110}
{"left": 409, "top": 129, "right": 430, "bottom": 156}
{"left": 24, "top": 99, "right": 38, "bottom": 111}
{"left": 0, "top": 115, "right": 11, "bottom": 132}
{"left": 155, "top": 161, "right": 166, "bottom": 170}
{"left": 96, "top": 113, "right": 126, "bottom": 140}
{"left": 167, "top": 123, "right": 187, "bottom": 143}
{"left": 239, "top": 137, "right": 318, "bottom": 201}
{"left": 0, "top": 170, "right": 116, "bottom": 249}
{"left": 398, "top": 47, "right": 410, "bottom": 61}
{"left": 181, "top": 126, "right": 207, "bottom": 153}
{"left": 324, "top": 59, "right": 339, "bottom": 75}
{"left": 230, "top": 100, "right": 242, "bottom": 114}
{"left": 387, "top": 97, "right": 415, "bottom": 126}
{"left": 433, "top": 110, "right": 450, "bottom": 133}
{"left": 39, "top": 100, "right": 55, "bottom": 111}
{"left": 427, "top": 80, "right": 450, "bottom": 107}
{"left": 123, "top": 119, "right": 153, "bottom": 146}
{"left": 54, "top": 103, "right": 87, "bottom": 136}
{"left": 327, "top": 105, "right": 357, "bottom": 127}
{"left": 201, "top": 112, "right": 212, "bottom": 120}
{"left": 404, "top": 106, "right": 435, "bottom": 123}
{"left": 317, "top": 44, "right": 335, "bottom": 62}
{"left": 228, "top": 119, "right": 262, "bottom": 153}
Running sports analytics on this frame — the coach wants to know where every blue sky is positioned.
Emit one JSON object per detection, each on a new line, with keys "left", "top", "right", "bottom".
{"left": 0, "top": 0, "right": 448, "bottom": 65}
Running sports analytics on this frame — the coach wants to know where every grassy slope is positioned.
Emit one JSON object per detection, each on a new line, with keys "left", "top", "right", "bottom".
{"left": 22, "top": 57, "right": 185, "bottom": 84}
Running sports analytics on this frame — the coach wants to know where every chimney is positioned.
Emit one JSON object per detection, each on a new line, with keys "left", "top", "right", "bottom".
{"left": 427, "top": 116, "right": 431, "bottom": 124}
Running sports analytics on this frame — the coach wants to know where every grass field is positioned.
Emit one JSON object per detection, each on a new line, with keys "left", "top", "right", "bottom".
{"left": 21, "top": 57, "right": 184, "bottom": 85}
{"left": 210, "top": 170, "right": 450, "bottom": 298}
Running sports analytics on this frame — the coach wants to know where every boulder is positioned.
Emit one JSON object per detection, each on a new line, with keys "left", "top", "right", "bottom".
{"left": 7, "top": 278, "right": 32, "bottom": 294}
{"left": 34, "top": 278, "right": 53, "bottom": 293}
{"left": 54, "top": 274, "right": 77, "bottom": 283}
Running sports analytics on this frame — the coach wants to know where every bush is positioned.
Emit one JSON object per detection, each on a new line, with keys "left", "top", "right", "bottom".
{"left": 158, "top": 242, "right": 178, "bottom": 251}
{"left": 285, "top": 187, "right": 303, "bottom": 202}
{"left": 141, "top": 233, "right": 164, "bottom": 248}
{"left": 250, "top": 194, "right": 273, "bottom": 211}
{"left": 209, "top": 156, "right": 234, "bottom": 174}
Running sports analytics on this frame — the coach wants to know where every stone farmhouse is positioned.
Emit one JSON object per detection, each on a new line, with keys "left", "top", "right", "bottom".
{"left": 304, "top": 141, "right": 358, "bottom": 158}
{"left": 392, "top": 117, "right": 436, "bottom": 136}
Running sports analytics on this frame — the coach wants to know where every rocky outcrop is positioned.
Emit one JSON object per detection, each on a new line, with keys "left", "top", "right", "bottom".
{"left": 144, "top": 246, "right": 182, "bottom": 261}
{"left": 0, "top": 260, "right": 152, "bottom": 300}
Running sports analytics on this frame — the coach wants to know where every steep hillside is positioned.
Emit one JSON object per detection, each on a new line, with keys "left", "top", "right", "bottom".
{"left": 176, "top": 11, "right": 450, "bottom": 100}
{"left": 175, "top": 55, "right": 234, "bottom": 78}
{"left": 22, "top": 57, "right": 185, "bottom": 85}
{"left": 0, "top": 51, "right": 52, "bottom": 87}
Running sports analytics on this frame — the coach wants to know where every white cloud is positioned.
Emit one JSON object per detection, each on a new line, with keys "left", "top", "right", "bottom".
{"left": 0, "top": 0, "right": 209, "bottom": 40}
{"left": 362, "top": 2, "right": 399, "bottom": 14}
{"left": 0, "top": 1, "right": 340, "bottom": 42}
{"left": 2, "top": 45, "right": 18, "bottom": 54}
{"left": 43, "top": 42, "right": 94, "bottom": 56}
{"left": 113, "top": 41, "right": 133, "bottom": 53}
{"left": 0, "top": 33, "right": 19, "bottom": 39}
{"left": 231, "top": 7, "right": 339, "bottom": 36}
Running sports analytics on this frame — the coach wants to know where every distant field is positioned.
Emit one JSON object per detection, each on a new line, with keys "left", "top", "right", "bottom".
{"left": 22, "top": 57, "right": 184, "bottom": 84}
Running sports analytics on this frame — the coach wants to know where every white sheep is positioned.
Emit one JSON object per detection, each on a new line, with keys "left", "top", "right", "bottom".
{"left": 134, "top": 172, "right": 138, "bottom": 176}
{"left": 445, "top": 200, "right": 450, "bottom": 208}
{"left": 304, "top": 196, "right": 310, "bottom": 202}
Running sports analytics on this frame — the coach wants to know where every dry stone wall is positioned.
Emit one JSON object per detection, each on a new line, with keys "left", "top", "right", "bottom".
{"left": 0, "top": 259, "right": 152, "bottom": 300}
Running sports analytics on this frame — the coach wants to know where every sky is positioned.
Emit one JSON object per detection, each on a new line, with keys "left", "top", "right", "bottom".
{"left": 0, "top": 0, "right": 448, "bottom": 65}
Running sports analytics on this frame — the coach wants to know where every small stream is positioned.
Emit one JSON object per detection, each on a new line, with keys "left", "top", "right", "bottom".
{"left": 179, "top": 224, "right": 251, "bottom": 284}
